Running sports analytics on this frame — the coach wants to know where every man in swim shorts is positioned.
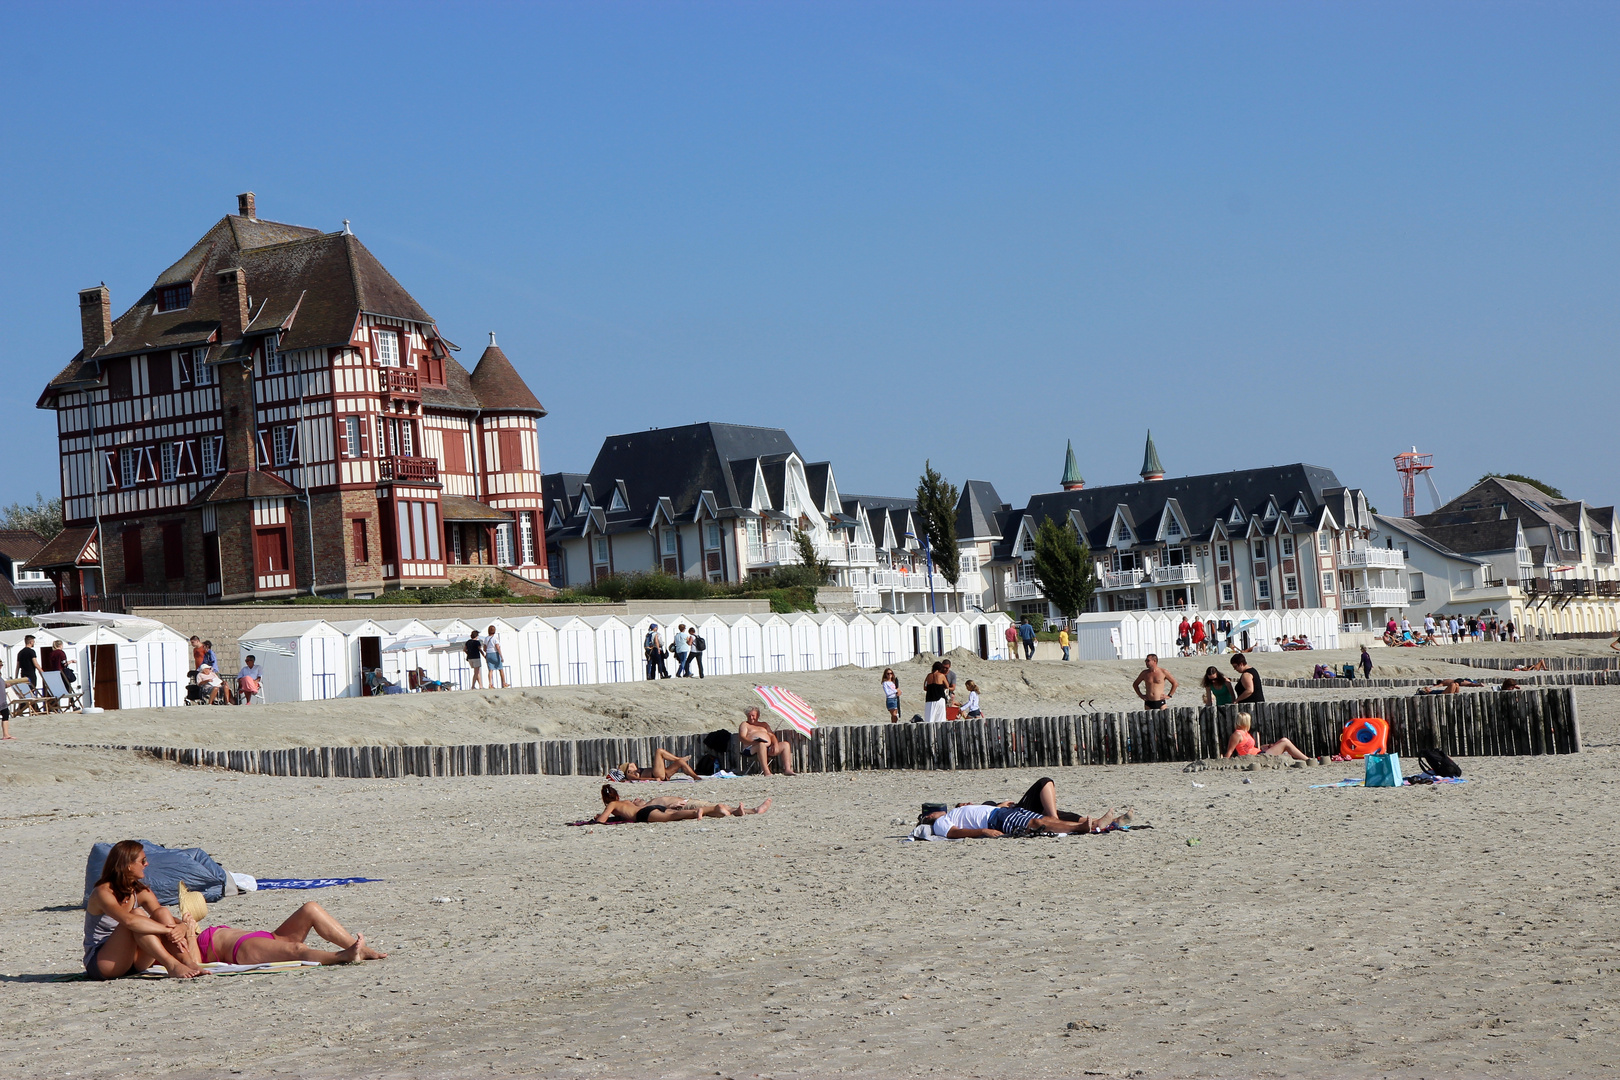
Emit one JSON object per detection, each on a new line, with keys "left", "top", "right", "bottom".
{"left": 739, "top": 706, "right": 795, "bottom": 776}
{"left": 1132, "top": 653, "right": 1177, "bottom": 710}
{"left": 917, "top": 803, "right": 1124, "bottom": 839}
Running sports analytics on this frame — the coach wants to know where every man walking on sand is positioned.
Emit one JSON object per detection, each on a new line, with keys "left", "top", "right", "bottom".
{"left": 1005, "top": 622, "right": 1019, "bottom": 660}
{"left": 1059, "top": 626, "right": 1070, "bottom": 661}
{"left": 1132, "top": 653, "right": 1177, "bottom": 710}
{"left": 1019, "top": 618, "right": 1036, "bottom": 660}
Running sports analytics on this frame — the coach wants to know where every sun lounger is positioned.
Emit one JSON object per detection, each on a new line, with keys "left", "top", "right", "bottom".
{"left": 42, "top": 670, "right": 81, "bottom": 711}
{"left": 7, "top": 677, "right": 56, "bottom": 715}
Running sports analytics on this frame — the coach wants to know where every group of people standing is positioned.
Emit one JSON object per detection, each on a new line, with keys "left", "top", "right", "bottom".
{"left": 460, "top": 625, "right": 509, "bottom": 689}
{"left": 642, "top": 622, "right": 706, "bottom": 680}
{"left": 1390, "top": 614, "right": 1517, "bottom": 646}
{"left": 882, "top": 660, "right": 982, "bottom": 723}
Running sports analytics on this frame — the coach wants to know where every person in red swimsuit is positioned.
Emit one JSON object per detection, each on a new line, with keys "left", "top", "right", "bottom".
{"left": 1221, "top": 711, "right": 1308, "bottom": 761}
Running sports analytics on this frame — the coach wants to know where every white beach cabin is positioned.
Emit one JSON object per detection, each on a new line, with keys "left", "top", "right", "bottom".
{"left": 812, "top": 613, "right": 851, "bottom": 668}
{"left": 843, "top": 614, "right": 877, "bottom": 668}
{"left": 786, "top": 613, "right": 823, "bottom": 671}
{"left": 327, "top": 618, "right": 391, "bottom": 697}
{"left": 546, "top": 616, "right": 597, "bottom": 686}
{"left": 722, "top": 614, "right": 763, "bottom": 676}
{"left": 423, "top": 619, "right": 481, "bottom": 688}
{"left": 690, "top": 613, "right": 731, "bottom": 677}
{"left": 580, "top": 615, "right": 634, "bottom": 684}
{"left": 759, "top": 614, "right": 794, "bottom": 674}
{"left": 499, "top": 616, "right": 558, "bottom": 688}
{"left": 236, "top": 620, "right": 346, "bottom": 703}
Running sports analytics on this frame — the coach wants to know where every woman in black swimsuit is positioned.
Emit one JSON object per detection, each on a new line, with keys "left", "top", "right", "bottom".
{"left": 594, "top": 785, "right": 769, "bottom": 824}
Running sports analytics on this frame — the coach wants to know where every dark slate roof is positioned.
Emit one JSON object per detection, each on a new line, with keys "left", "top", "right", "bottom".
{"left": 188, "top": 470, "right": 301, "bottom": 506}
{"left": 469, "top": 339, "right": 546, "bottom": 415}
{"left": 542, "top": 473, "right": 588, "bottom": 515}
{"left": 26, "top": 526, "right": 97, "bottom": 570}
{"left": 996, "top": 463, "right": 1345, "bottom": 558}
{"left": 804, "top": 462, "right": 833, "bottom": 513}
{"left": 43, "top": 208, "right": 438, "bottom": 401}
{"left": 558, "top": 423, "right": 800, "bottom": 535}
{"left": 1434, "top": 477, "right": 1579, "bottom": 532}
{"left": 954, "top": 480, "right": 1006, "bottom": 541}
{"left": 1373, "top": 513, "right": 1481, "bottom": 562}
{"left": 1404, "top": 516, "right": 1523, "bottom": 556}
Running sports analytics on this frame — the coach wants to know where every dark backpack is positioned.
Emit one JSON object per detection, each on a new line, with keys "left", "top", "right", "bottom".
{"left": 1418, "top": 748, "right": 1462, "bottom": 778}
{"left": 696, "top": 754, "right": 721, "bottom": 776}
{"left": 701, "top": 728, "right": 732, "bottom": 755}
{"left": 694, "top": 634, "right": 706, "bottom": 652}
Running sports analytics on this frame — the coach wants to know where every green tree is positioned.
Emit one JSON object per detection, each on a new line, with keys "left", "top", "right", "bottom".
{"left": 0, "top": 493, "right": 63, "bottom": 541}
{"left": 1478, "top": 474, "right": 1565, "bottom": 500}
{"left": 1031, "top": 516, "right": 1097, "bottom": 621}
{"left": 915, "top": 461, "right": 961, "bottom": 587}
{"left": 792, "top": 527, "right": 833, "bottom": 586}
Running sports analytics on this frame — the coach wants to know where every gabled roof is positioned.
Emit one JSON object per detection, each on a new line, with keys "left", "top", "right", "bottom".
{"left": 954, "top": 480, "right": 1006, "bottom": 541}
{"left": 1374, "top": 513, "right": 1488, "bottom": 564}
{"left": 188, "top": 470, "right": 301, "bottom": 506}
{"left": 26, "top": 526, "right": 98, "bottom": 570}
{"left": 439, "top": 494, "right": 513, "bottom": 522}
{"left": 542, "top": 472, "right": 588, "bottom": 517}
{"left": 997, "top": 463, "right": 1346, "bottom": 558}
{"left": 468, "top": 337, "right": 546, "bottom": 415}
{"left": 0, "top": 530, "right": 49, "bottom": 564}
{"left": 43, "top": 205, "right": 440, "bottom": 403}
{"left": 1433, "top": 477, "right": 1580, "bottom": 532}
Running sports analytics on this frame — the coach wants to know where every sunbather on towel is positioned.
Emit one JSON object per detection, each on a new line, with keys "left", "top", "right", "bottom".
{"left": 609, "top": 749, "right": 701, "bottom": 782}
{"left": 980, "top": 776, "right": 1087, "bottom": 823}
{"left": 915, "top": 803, "right": 1128, "bottom": 839}
{"left": 83, "top": 840, "right": 205, "bottom": 979}
{"left": 596, "top": 784, "right": 769, "bottom": 824}
{"left": 1415, "top": 679, "right": 1462, "bottom": 696}
{"left": 177, "top": 883, "right": 385, "bottom": 966}
{"left": 1222, "top": 711, "right": 1307, "bottom": 760}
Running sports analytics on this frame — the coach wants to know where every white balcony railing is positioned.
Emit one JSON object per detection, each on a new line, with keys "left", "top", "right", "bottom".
{"left": 1342, "top": 587, "right": 1408, "bottom": 607}
{"left": 1099, "top": 569, "right": 1146, "bottom": 590}
{"left": 875, "top": 569, "right": 950, "bottom": 592}
{"left": 1005, "top": 580, "right": 1043, "bottom": 601}
{"left": 1338, "top": 547, "right": 1406, "bottom": 570}
{"left": 849, "top": 543, "right": 877, "bottom": 565}
{"left": 1150, "top": 564, "right": 1202, "bottom": 585}
{"left": 854, "top": 590, "right": 881, "bottom": 609}
{"left": 745, "top": 543, "right": 769, "bottom": 565}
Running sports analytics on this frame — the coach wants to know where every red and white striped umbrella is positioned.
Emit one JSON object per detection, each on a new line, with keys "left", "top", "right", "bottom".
{"left": 754, "top": 685, "right": 818, "bottom": 736}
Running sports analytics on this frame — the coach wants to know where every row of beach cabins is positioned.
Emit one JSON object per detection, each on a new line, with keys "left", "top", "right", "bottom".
{"left": 0, "top": 610, "right": 1016, "bottom": 708}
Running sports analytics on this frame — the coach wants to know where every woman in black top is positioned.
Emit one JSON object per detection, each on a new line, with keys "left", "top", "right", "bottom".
{"left": 463, "top": 630, "right": 484, "bottom": 689}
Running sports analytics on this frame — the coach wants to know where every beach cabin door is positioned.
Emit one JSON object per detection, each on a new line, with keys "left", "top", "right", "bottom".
{"left": 911, "top": 627, "right": 921, "bottom": 658}
{"left": 359, "top": 637, "right": 382, "bottom": 695}
{"left": 977, "top": 625, "right": 989, "bottom": 659}
{"left": 93, "top": 644, "right": 120, "bottom": 710}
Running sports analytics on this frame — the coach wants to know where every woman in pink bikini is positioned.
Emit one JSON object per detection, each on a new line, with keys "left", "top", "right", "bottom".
{"left": 1221, "top": 711, "right": 1308, "bottom": 761}
{"left": 182, "top": 883, "right": 386, "bottom": 967}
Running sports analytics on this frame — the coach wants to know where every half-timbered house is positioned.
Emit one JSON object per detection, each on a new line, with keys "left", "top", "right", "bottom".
{"left": 32, "top": 194, "right": 548, "bottom": 607}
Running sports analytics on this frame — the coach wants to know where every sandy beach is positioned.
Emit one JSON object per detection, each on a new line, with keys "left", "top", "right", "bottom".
{"left": 4, "top": 640, "right": 1619, "bottom": 1079}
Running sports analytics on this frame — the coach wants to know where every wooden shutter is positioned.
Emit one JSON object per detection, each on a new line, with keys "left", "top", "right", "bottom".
{"left": 497, "top": 430, "right": 524, "bottom": 471}
{"left": 148, "top": 353, "right": 174, "bottom": 395}
{"left": 122, "top": 526, "right": 145, "bottom": 585}
{"left": 161, "top": 521, "right": 185, "bottom": 579}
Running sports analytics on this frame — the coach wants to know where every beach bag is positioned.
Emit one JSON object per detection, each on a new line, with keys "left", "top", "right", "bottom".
{"left": 1418, "top": 747, "right": 1462, "bottom": 778}
{"left": 696, "top": 753, "right": 721, "bottom": 776}
{"left": 1364, "top": 752, "right": 1402, "bottom": 788}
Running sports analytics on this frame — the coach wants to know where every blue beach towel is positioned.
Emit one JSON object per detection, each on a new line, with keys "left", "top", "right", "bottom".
{"left": 254, "top": 877, "right": 382, "bottom": 890}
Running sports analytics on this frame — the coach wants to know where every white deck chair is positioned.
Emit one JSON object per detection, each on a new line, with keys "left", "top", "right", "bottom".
{"left": 42, "top": 670, "right": 81, "bottom": 711}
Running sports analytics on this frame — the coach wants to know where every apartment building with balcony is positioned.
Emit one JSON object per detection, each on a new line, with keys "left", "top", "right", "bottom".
{"left": 31, "top": 194, "right": 549, "bottom": 606}
{"left": 1368, "top": 512, "right": 1531, "bottom": 628}
{"left": 987, "top": 436, "right": 1399, "bottom": 628}
{"left": 1372, "top": 477, "right": 1619, "bottom": 638}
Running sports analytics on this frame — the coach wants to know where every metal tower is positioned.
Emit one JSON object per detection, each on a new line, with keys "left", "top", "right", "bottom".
{"left": 1394, "top": 448, "right": 1434, "bottom": 517}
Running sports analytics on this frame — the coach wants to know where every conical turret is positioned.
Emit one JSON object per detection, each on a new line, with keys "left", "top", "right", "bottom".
{"left": 1060, "top": 440, "right": 1084, "bottom": 491}
{"left": 1140, "top": 431, "right": 1165, "bottom": 481}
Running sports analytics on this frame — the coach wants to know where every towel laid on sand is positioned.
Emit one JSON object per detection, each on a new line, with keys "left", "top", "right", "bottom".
{"left": 254, "top": 877, "right": 382, "bottom": 890}
{"left": 53, "top": 960, "right": 321, "bottom": 982}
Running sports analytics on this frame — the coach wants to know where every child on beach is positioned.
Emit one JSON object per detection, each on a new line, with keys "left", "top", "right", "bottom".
{"left": 962, "top": 681, "right": 983, "bottom": 719}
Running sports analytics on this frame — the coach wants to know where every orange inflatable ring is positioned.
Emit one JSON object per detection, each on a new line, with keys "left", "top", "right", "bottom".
{"left": 1340, "top": 717, "right": 1389, "bottom": 759}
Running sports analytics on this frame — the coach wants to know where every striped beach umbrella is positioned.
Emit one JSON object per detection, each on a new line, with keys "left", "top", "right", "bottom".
{"left": 754, "top": 685, "right": 818, "bottom": 736}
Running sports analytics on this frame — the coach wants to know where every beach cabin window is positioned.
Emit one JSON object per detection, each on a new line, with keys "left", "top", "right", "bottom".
{"left": 374, "top": 329, "right": 400, "bottom": 366}
{"left": 1217, "top": 543, "right": 1229, "bottom": 564}
{"left": 1321, "top": 571, "right": 1334, "bottom": 593}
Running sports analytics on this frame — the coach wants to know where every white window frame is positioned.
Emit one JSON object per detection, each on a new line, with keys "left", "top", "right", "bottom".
{"left": 1284, "top": 574, "right": 1298, "bottom": 594}
{"left": 594, "top": 536, "right": 609, "bottom": 564}
{"left": 343, "top": 417, "right": 361, "bottom": 458}
{"left": 1318, "top": 533, "right": 1331, "bottom": 554}
{"left": 373, "top": 329, "right": 400, "bottom": 367}
{"left": 1413, "top": 571, "right": 1430, "bottom": 598}
{"left": 1321, "top": 571, "right": 1334, "bottom": 593}
{"left": 1221, "top": 581, "right": 1234, "bottom": 604}
{"left": 1256, "top": 578, "right": 1271, "bottom": 601}
{"left": 1165, "top": 516, "right": 1182, "bottom": 539}
{"left": 200, "top": 435, "right": 222, "bottom": 476}
{"left": 519, "top": 511, "right": 535, "bottom": 565}
{"left": 160, "top": 442, "right": 178, "bottom": 482}
{"left": 1281, "top": 536, "right": 1295, "bottom": 558}
{"left": 1216, "top": 543, "right": 1229, "bottom": 564}
{"left": 192, "top": 348, "right": 214, "bottom": 387}
{"left": 705, "top": 521, "right": 721, "bottom": 549}
{"left": 119, "top": 447, "right": 138, "bottom": 488}
{"left": 1252, "top": 541, "right": 1266, "bottom": 562}
{"left": 662, "top": 529, "right": 677, "bottom": 556}
{"left": 263, "top": 335, "right": 283, "bottom": 375}
{"left": 494, "top": 523, "right": 515, "bottom": 567}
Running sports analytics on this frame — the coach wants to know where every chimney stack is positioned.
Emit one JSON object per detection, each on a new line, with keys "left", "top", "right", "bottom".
{"left": 216, "top": 268, "right": 249, "bottom": 343}
{"left": 237, "top": 192, "right": 257, "bottom": 220}
{"left": 78, "top": 285, "right": 112, "bottom": 358}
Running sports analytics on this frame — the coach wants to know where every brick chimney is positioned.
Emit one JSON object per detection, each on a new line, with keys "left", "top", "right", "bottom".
{"left": 216, "top": 267, "right": 249, "bottom": 343}
{"left": 78, "top": 285, "right": 112, "bottom": 358}
{"left": 237, "top": 192, "right": 256, "bottom": 220}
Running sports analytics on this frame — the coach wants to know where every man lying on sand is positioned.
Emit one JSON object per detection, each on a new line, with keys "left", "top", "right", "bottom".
{"left": 608, "top": 748, "right": 701, "bottom": 782}
{"left": 914, "top": 802, "right": 1130, "bottom": 840}
{"left": 1416, "top": 679, "right": 1463, "bottom": 696}
{"left": 178, "top": 882, "right": 385, "bottom": 967}
{"left": 596, "top": 784, "right": 770, "bottom": 823}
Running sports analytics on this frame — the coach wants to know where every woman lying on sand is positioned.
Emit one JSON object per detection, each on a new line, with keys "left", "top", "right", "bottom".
{"left": 595, "top": 784, "right": 770, "bottom": 823}
{"left": 1222, "top": 711, "right": 1307, "bottom": 761}
{"left": 84, "top": 840, "right": 204, "bottom": 979}
{"left": 915, "top": 802, "right": 1131, "bottom": 839}
{"left": 607, "top": 748, "right": 701, "bottom": 783}
{"left": 178, "top": 883, "right": 385, "bottom": 966}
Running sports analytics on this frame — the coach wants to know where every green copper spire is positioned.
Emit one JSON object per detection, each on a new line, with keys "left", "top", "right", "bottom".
{"left": 1060, "top": 440, "right": 1084, "bottom": 490}
{"left": 1140, "top": 430, "right": 1165, "bottom": 480}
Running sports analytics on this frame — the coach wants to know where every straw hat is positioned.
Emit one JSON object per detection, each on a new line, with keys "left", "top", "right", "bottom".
{"left": 176, "top": 880, "right": 208, "bottom": 922}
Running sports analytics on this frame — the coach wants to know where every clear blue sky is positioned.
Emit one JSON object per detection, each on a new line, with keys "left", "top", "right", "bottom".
{"left": 3, "top": 2, "right": 1615, "bottom": 517}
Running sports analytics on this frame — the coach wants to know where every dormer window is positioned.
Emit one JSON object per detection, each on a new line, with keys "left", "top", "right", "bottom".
{"left": 1165, "top": 516, "right": 1183, "bottom": 539}
{"left": 1293, "top": 500, "right": 1308, "bottom": 518}
{"left": 263, "top": 335, "right": 283, "bottom": 375}
{"left": 609, "top": 489, "right": 627, "bottom": 513}
{"left": 1264, "top": 503, "right": 1278, "bottom": 520}
{"left": 1228, "top": 506, "right": 1244, "bottom": 524}
{"left": 158, "top": 284, "right": 191, "bottom": 312}
{"left": 1114, "top": 522, "right": 1132, "bottom": 544}
{"left": 373, "top": 329, "right": 400, "bottom": 367}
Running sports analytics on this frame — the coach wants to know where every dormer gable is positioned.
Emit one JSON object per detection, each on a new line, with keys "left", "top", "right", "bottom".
{"left": 1226, "top": 501, "right": 1245, "bottom": 526}
{"left": 608, "top": 482, "right": 628, "bottom": 514}
{"left": 1108, "top": 506, "right": 1136, "bottom": 549}
{"left": 1262, "top": 498, "right": 1280, "bottom": 522}
{"left": 1157, "top": 499, "right": 1189, "bottom": 543}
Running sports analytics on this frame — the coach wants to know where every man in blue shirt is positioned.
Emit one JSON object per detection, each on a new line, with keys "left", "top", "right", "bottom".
{"left": 1018, "top": 618, "right": 1036, "bottom": 660}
